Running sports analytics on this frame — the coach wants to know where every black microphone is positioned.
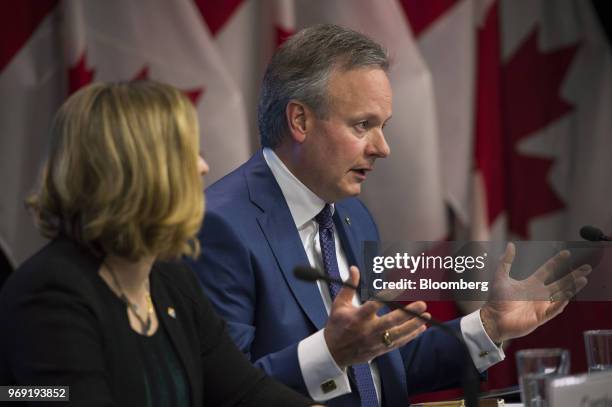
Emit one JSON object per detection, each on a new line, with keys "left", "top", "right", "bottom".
{"left": 580, "top": 225, "right": 611, "bottom": 241}
{"left": 295, "top": 266, "right": 448, "bottom": 328}
{"left": 294, "top": 266, "right": 481, "bottom": 407}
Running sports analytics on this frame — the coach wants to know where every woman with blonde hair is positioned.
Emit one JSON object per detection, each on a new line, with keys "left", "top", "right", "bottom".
{"left": 0, "top": 81, "right": 316, "bottom": 406}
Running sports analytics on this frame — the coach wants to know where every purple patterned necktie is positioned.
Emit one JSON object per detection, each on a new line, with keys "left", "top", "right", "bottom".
{"left": 315, "top": 204, "right": 378, "bottom": 407}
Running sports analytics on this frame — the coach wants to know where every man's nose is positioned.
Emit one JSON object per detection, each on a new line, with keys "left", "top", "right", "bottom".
{"left": 366, "top": 129, "right": 390, "bottom": 158}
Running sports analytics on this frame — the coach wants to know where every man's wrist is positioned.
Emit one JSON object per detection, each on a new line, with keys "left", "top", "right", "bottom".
{"left": 323, "top": 327, "right": 347, "bottom": 369}
{"left": 480, "top": 307, "right": 502, "bottom": 345}
{"left": 298, "top": 329, "right": 351, "bottom": 401}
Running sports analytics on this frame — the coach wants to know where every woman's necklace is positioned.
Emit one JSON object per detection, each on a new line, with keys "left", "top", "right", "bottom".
{"left": 106, "top": 262, "right": 154, "bottom": 335}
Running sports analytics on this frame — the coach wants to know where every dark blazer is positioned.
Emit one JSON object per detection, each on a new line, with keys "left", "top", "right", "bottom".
{"left": 188, "top": 151, "right": 468, "bottom": 407}
{"left": 0, "top": 237, "right": 314, "bottom": 407}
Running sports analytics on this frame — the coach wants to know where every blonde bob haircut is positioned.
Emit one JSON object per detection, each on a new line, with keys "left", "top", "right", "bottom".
{"left": 28, "top": 81, "right": 204, "bottom": 261}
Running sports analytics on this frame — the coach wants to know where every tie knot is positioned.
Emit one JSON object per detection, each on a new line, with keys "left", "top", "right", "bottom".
{"left": 315, "top": 204, "right": 334, "bottom": 230}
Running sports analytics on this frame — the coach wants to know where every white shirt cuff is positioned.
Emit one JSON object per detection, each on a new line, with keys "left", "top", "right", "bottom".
{"left": 460, "top": 310, "right": 505, "bottom": 373}
{"left": 297, "top": 329, "right": 351, "bottom": 402}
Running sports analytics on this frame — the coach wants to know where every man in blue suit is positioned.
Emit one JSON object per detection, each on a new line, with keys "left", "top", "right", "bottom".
{"left": 189, "top": 24, "right": 590, "bottom": 406}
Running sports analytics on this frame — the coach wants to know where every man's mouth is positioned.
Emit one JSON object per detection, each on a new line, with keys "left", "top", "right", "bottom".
{"left": 350, "top": 167, "right": 372, "bottom": 179}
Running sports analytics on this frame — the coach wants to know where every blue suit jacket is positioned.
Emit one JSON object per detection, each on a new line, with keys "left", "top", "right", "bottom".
{"left": 189, "top": 151, "right": 468, "bottom": 406}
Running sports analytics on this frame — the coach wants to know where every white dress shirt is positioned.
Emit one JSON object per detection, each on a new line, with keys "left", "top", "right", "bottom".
{"left": 262, "top": 148, "right": 504, "bottom": 404}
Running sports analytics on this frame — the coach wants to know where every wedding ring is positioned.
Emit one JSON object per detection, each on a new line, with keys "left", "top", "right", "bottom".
{"left": 382, "top": 330, "right": 393, "bottom": 348}
{"left": 549, "top": 295, "right": 555, "bottom": 303}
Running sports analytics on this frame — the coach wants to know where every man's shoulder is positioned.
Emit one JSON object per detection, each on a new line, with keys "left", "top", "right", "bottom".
{"left": 206, "top": 152, "right": 263, "bottom": 210}
{"left": 206, "top": 163, "right": 248, "bottom": 202}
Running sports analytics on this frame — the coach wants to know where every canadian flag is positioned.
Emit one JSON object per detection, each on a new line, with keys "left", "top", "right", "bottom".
{"left": 478, "top": 0, "right": 612, "bottom": 388}
{"left": 0, "top": 0, "right": 250, "bottom": 265}
{"left": 403, "top": 0, "right": 612, "bottom": 389}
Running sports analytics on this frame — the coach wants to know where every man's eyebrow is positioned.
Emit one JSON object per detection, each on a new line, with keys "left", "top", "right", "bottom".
{"left": 350, "top": 113, "right": 392, "bottom": 123}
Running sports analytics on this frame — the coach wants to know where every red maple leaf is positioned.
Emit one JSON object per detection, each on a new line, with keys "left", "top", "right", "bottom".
{"left": 182, "top": 88, "right": 204, "bottom": 105}
{"left": 398, "top": 0, "right": 459, "bottom": 38}
{"left": 502, "top": 28, "right": 579, "bottom": 237}
{"left": 475, "top": 2, "right": 505, "bottom": 227}
{"left": 1, "top": 0, "right": 58, "bottom": 72}
{"left": 275, "top": 25, "right": 294, "bottom": 47}
{"left": 68, "top": 51, "right": 95, "bottom": 94}
{"left": 192, "top": 0, "right": 244, "bottom": 36}
{"left": 67, "top": 58, "right": 204, "bottom": 104}
{"left": 132, "top": 66, "right": 149, "bottom": 81}
{"left": 131, "top": 66, "right": 205, "bottom": 105}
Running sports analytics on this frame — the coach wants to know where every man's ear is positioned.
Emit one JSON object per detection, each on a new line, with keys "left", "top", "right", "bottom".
{"left": 286, "top": 100, "right": 310, "bottom": 143}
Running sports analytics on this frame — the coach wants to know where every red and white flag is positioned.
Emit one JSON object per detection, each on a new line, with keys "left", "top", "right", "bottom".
{"left": 482, "top": 0, "right": 612, "bottom": 386}
{"left": 427, "top": 0, "right": 612, "bottom": 243}
{"left": 0, "top": 0, "right": 250, "bottom": 265}
{"left": 392, "top": 0, "right": 612, "bottom": 390}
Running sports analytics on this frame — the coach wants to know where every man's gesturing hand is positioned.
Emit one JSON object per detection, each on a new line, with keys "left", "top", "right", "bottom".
{"left": 480, "top": 243, "right": 592, "bottom": 344}
{"left": 323, "top": 266, "right": 430, "bottom": 368}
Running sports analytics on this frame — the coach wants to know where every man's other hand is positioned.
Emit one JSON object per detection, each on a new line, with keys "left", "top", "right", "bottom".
{"left": 323, "top": 266, "right": 430, "bottom": 368}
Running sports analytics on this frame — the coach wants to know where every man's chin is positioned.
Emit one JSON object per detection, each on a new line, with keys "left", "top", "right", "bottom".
{"left": 339, "top": 184, "right": 362, "bottom": 199}
{"left": 326, "top": 181, "right": 362, "bottom": 202}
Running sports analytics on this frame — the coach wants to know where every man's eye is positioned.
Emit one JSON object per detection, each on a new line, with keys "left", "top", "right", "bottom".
{"left": 356, "top": 121, "right": 369, "bottom": 130}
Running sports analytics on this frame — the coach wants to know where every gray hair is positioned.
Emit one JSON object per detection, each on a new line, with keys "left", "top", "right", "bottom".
{"left": 258, "top": 24, "right": 389, "bottom": 148}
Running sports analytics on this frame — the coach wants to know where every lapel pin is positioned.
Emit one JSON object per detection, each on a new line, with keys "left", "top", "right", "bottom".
{"left": 167, "top": 307, "right": 176, "bottom": 319}
{"left": 345, "top": 217, "right": 351, "bottom": 226}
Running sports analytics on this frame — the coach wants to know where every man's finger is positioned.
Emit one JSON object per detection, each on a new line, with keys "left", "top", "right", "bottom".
{"left": 547, "top": 265, "right": 591, "bottom": 295}
{"left": 349, "top": 265, "right": 360, "bottom": 287}
{"left": 357, "top": 300, "right": 386, "bottom": 318}
{"left": 334, "top": 266, "right": 361, "bottom": 306}
{"left": 376, "top": 287, "right": 402, "bottom": 302}
{"left": 388, "top": 313, "right": 431, "bottom": 348}
{"left": 374, "top": 301, "right": 427, "bottom": 331}
{"left": 404, "top": 301, "right": 427, "bottom": 317}
{"left": 551, "top": 277, "right": 588, "bottom": 301}
{"left": 497, "top": 242, "right": 516, "bottom": 275}
{"left": 531, "top": 250, "right": 571, "bottom": 283}
{"left": 393, "top": 311, "right": 430, "bottom": 336}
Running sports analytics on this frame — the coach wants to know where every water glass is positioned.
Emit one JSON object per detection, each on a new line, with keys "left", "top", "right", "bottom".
{"left": 584, "top": 330, "right": 612, "bottom": 373}
{"left": 516, "top": 348, "right": 570, "bottom": 407}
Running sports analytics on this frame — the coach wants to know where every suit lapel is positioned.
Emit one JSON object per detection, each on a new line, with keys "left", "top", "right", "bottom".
{"left": 334, "top": 202, "right": 373, "bottom": 303}
{"left": 246, "top": 151, "right": 328, "bottom": 330}
{"left": 333, "top": 203, "right": 365, "bottom": 273}
{"left": 257, "top": 211, "right": 328, "bottom": 330}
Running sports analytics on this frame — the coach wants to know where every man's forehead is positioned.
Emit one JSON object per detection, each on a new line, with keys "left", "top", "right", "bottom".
{"left": 326, "top": 67, "right": 392, "bottom": 116}
{"left": 328, "top": 65, "right": 388, "bottom": 84}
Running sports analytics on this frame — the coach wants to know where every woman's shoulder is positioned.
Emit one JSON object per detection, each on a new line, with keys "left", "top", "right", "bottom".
{"left": 1, "top": 237, "right": 102, "bottom": 304}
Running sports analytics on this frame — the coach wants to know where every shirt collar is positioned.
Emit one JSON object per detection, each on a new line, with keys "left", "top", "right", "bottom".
{"left": 263, "top": 147, "right": 334, "bottom": 229}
